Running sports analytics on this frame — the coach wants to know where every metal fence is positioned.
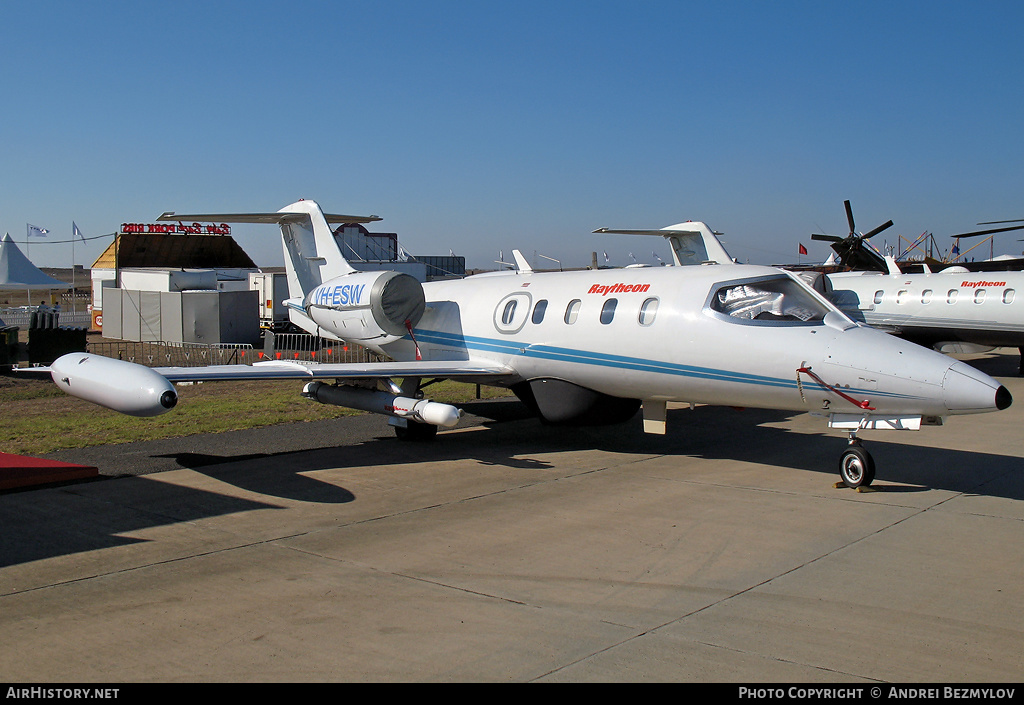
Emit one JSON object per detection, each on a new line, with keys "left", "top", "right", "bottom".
{"left": 86, "top": 341, "right": 256, "bottom": 367}
{"left": 0, "top": 308, "right": 91, "bottom": 329}
{"left": 259, "top": 332, "right": 382, "bottom": 364}
{"left": 83, "top": 332, "right": 382, "bottom": 368}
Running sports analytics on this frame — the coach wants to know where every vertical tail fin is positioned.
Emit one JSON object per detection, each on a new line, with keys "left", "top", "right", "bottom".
{"left": 156, "top": 199, "right": 382, "bottom": 302}
{"left": 277, "top": 199, "right": 357, "bottom": 299}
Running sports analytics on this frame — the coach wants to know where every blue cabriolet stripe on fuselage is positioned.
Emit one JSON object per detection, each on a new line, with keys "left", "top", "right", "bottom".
{"left": 410, "top": 328, "right": 915, "bottom": 401}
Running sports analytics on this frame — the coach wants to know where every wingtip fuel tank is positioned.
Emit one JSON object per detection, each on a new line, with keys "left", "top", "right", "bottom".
{"left": 49, "top": 353, "right": 178, "bottom": 417}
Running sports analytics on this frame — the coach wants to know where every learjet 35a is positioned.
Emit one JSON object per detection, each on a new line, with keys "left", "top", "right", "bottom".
{"left": 44, "top": 199, "right": 1012, "bottom": 488}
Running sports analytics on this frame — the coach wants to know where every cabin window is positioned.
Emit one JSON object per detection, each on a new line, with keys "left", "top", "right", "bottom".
{"left": 1004, "top": 289, "right": 1015, "bottom": 304}
{"left": 873, "top": 290, "right": 884, "bottom": 305}
{"left": 974, "top": 289, "right": 987, "bottom": 304}
{"left": 501, "top": 300, "right": 517, "bottom": 325}
{"left": 493, "top": 292, "right": 532, "bottom": 334}
{"left": 708, "top": 275, "right": 830, "bottom": 324}
{"left": 564, "top": 299, "right": 581, "bottom": 324}
{"left": 639, "top": 297, "right": 659, "bottom": 326}
{"left": 921, "top": 289, "right": 933, "bottom": 304}
{"left": 947, "top": 289, "right": 959, "bottom": 304}
{"left": 532, "top": 299, "right": 548, "bottom": 324}
{"left": 600, "top": 298, "right": 618, "bottom": 325}
{"left": 896, "top": 290, "right": 909, "bottom": 304}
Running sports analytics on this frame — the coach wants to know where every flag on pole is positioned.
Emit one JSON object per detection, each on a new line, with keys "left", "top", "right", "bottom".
{"left": 73, "top": 222, "right": 85, "bottom": 240}
{"left": 798, "top": 243, "right": 808, "bottom": 256}
{"left": 27, "top": 224, "right": 49, "bottom": 238}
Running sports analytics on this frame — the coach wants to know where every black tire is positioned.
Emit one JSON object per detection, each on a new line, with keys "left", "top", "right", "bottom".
{"left": 839, "top": 443, "right": 875, "bottom": 488}
{"left": 394, "top": 421, "right": 438, "bottom": 442}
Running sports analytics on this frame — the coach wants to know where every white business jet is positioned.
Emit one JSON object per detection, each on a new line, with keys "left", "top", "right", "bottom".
{"left": 806, "top": 201, "right": 1024, "bottom": 373}
{"left": 44, "top": 199, "right": 1012, "bottom": 489}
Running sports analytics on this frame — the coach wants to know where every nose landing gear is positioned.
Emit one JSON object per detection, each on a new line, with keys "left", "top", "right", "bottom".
{"left": 839, "top": 437, "right": 875, "bottom": 489}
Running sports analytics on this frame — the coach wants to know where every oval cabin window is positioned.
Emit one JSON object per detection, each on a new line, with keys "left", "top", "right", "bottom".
{"left": 493, "top": 292, "right": 532, "bottom": 334}
{"left": 532, "top": 299, "right": 548, "bottom": 324}
{"left": 600, "top": 298, "right": 618, "bottom": 325}
{"left": 564, "top": 299, "right": 581, "bottom": 324}
{"left": 639, "top": 298, "right": 659, "bottom": 326}
{"left": 502, "top": 300, "right": 517, "bottom": 324}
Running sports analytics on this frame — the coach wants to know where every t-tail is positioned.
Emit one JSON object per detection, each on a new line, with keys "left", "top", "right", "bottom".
{"left": 156, "top": 198, "right": 385, "bottom": 338}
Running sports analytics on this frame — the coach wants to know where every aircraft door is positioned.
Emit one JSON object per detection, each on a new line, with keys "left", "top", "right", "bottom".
{"left": 493, "top": 292, "right": 532, "bottom": 334}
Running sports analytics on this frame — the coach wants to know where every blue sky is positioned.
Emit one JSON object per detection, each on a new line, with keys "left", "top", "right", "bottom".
{"left": 3, "top": 0, "right": 1023, "bottom": 270}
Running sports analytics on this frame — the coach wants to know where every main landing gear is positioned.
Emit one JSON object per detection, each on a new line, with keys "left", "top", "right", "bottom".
{"left": 838, "top": 436, "right": 875, "bottom": 489}
{"left": 391, "top": 376, "right": 440, "bottom": 442}
{"left": 394, "top": 420, "right": 439, "bottom": 441}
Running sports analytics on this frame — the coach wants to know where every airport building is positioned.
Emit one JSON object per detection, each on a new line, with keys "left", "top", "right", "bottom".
{"left": 90, "top": 221, "right": 464, "bottom": 344}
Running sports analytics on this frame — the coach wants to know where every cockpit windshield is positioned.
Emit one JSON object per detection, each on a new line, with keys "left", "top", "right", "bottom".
{"left": 708, "top": 275, "right": 831, "bottom": 324}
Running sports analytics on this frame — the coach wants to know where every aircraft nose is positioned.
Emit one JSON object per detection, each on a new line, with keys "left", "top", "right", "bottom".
{"left": 943, "top": 361, "right": 1013, "bottom": 413}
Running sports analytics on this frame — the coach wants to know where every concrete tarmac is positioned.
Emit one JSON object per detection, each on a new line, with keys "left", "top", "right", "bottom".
{"left": 1, "top": 352, "right": 1022, "bottom": 682}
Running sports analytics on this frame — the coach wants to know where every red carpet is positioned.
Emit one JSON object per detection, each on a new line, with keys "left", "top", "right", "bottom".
{"left": 0, "top": 452, "right": 99, "bottom": 490}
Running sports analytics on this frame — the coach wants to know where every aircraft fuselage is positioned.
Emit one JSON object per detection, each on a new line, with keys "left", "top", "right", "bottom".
{"left": 826, "top": 270, "right": 1024, "bottom": 349}
{"left": 374, "top": 264, "right": 1005, "bottom": 420}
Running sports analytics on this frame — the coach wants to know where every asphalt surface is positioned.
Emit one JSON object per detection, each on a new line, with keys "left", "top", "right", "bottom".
{"left": 1, "top": 351, "right": 1022, "bottom": 682}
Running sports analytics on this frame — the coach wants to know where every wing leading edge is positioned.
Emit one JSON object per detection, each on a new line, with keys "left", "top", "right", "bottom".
{"left": 154, "top": 359, "right": 518, "bottom": 383}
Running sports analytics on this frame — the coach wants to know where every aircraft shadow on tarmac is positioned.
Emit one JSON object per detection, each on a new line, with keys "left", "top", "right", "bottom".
{"left": 0, "top": 477, "right": 280, "bottom": 569}
{"left": 2, "top": 402, "right": 1020, "bottom": 571}
{"left": 3, "top": 351, "right": 1020, "bottom": 571}
{"left": 165, "top": 395, "right": 1023, "bottom": 506}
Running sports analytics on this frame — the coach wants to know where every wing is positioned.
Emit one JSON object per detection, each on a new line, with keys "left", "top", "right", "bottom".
{"left": 154, "top": 358, "right": 518, "bottom": 383}
{"left": 40, "top": 352, "right": 520, "bottom": 418}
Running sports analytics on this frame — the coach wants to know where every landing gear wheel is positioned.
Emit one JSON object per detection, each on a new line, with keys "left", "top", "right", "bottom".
{"left": 394, "top": 421, "right": 438, "bottom": 442}
{"left": 839, "top": 443, "right": 875, "bottom": 488}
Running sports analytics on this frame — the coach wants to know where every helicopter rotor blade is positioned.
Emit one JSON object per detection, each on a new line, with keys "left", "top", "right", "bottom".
{"left": 949, "top": 224, "right": 1024, "bottom": 238}
{"left": 862, "top": 220, "right": 894, "bottom": 240}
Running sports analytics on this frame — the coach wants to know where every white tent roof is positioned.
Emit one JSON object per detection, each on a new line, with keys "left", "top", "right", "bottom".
{"left": 0, "top": 233, "right": 70, "bottom": 290}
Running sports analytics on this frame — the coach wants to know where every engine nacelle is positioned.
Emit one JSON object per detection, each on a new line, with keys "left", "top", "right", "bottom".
{"left": 49, "top": 353, "right": 178, "bottom": 417}
{"left": 304, "top": 270, "right": 426, "bottom": 344}
{"left": 302, "top": 381, "right": 463, "bottom": 427}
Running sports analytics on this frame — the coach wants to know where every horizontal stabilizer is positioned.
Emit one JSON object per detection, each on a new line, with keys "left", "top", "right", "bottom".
{"left": 594, "top": 228, "right": 701, "bottom": 237}
{"left": 157, "top": 211, "right": 381, "bottom": 225}
{"left": 593, "top": 222, "right": 734, "bottom": 265}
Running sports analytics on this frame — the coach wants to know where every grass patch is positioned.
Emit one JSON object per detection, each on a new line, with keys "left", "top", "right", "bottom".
{"left": 0, "top": 377, "right": 512, "bottom": 456}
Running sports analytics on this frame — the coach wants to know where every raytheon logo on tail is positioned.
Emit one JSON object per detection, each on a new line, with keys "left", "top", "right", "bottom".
{"left": 588, "top": 283, "right": 651, "bottom": 296}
